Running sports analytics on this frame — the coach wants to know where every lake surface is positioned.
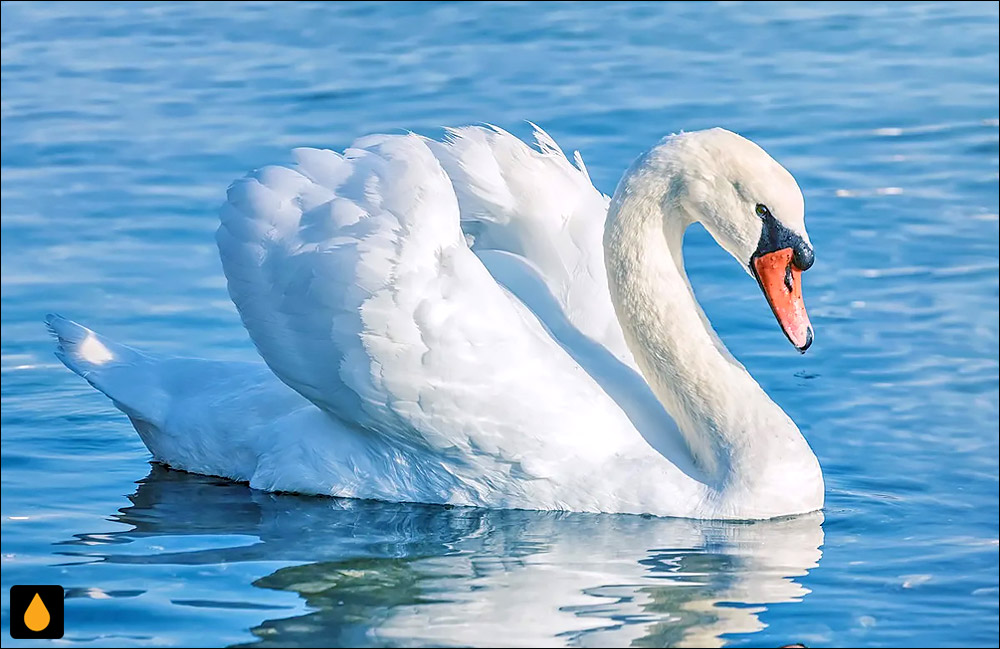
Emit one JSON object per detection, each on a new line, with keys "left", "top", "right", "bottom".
{"left": 2, "top": 1, "right": 998, "bottom": 646}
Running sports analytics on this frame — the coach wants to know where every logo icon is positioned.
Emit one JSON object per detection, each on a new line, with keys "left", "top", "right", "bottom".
{"left": 9, "top": 585, "right": 64, "bottom": 639}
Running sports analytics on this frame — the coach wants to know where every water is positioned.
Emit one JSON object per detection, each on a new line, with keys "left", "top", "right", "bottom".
{"left": 2, "top": 1, "right": 997, "bottom": 646}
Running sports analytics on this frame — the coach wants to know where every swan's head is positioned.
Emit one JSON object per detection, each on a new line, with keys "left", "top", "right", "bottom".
{"left": 660, "top": 128, "right": 815, "bottom": 351}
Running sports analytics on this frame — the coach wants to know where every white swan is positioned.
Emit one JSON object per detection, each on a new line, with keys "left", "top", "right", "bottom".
{"left": 48, "top": 124, "right": 823, "bottom": 519}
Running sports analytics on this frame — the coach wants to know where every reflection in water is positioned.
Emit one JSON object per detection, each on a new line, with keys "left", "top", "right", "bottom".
{"left": 58, "top": 466, "right": 824, "bottom": 647}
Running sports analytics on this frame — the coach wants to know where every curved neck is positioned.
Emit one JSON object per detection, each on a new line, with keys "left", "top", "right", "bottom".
{"left": 603, "top": 154, "right": 801, "bottom": 482}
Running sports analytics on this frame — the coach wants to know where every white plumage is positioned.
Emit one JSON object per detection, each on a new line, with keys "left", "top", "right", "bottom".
{"left": 49, "top": 124, "right": 824, "bottom": 519}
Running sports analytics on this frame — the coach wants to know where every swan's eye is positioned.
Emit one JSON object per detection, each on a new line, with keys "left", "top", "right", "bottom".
{"left": 755, "top": 204, "right": 769, "bottom": 218}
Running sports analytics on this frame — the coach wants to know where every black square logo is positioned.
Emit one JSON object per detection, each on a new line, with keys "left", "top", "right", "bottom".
{"left": 9, "top": 585, "right": 64, "bottom": 639}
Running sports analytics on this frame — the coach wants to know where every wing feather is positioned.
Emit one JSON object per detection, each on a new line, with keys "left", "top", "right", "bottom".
{"left": 217, "top": 134, "right": 643, "bottom": 497}
{"left": 429, "top": 124, "right": 635, "bottom": 365}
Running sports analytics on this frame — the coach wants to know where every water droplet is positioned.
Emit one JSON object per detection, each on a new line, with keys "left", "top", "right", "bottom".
{"left": 24, "top": 592, "right": 50, "bottom": 632}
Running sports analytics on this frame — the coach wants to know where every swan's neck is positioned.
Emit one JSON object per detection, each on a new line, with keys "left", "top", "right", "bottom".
{"left": 604, "top": 155, "right": 811, "bottom": 487}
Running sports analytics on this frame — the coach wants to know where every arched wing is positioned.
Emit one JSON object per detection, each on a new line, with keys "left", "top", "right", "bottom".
{"left": 216, "top": 134, "right": 641, "bottom": 490}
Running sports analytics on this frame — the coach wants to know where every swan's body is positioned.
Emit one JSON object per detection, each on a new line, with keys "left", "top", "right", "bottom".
{"left": 49, "top": 125, "right": 823, "bottom": 519}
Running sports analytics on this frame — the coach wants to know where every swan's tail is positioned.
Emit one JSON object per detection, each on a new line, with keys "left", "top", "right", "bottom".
{"left": 46, "top": 314, "right": 165, "bottom": 426}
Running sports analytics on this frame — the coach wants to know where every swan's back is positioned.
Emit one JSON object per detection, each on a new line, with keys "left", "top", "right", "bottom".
{"left": 216, "top": 132, "right": 684, "bottom": 512}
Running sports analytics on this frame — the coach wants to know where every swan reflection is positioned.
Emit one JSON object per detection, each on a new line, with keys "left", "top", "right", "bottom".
{"left": 59, "top": 466, "right": 823, "bottom": 647}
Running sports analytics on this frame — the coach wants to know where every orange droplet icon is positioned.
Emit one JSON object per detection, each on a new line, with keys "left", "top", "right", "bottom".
{"left": 24, "top": 592, "right": 51, "bottom": 632}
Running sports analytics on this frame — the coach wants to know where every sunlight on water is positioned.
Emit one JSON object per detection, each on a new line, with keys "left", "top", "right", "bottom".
{"left": 2, "top": 1, "right": 998, "bottom": 647}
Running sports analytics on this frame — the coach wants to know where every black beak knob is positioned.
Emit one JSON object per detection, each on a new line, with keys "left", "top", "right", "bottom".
{"left": 793, "top": 244, "right": 814, "bottom": 271}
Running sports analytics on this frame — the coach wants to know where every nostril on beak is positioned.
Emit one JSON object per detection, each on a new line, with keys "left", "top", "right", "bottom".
{"left": 794, "top": 245, "right": 814, "bottom": 271}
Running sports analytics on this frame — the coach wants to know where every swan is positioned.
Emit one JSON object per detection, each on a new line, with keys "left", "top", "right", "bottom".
{"left": 48, "top": 124, "right": 823, "bottom": 519}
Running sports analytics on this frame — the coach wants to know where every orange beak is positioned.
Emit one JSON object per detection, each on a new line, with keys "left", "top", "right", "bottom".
{"left": 751, "top": 248, "right": 813, "bottom": 352}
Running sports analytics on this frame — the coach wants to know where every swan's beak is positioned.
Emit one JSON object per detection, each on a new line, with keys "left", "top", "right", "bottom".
{"left": 751, "top": 248, "right": 813, "bottom": 352}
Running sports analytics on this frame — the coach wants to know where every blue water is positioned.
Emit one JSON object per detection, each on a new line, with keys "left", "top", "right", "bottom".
{"left": 2, "top": 1, "right": 998, "bottom": 646}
